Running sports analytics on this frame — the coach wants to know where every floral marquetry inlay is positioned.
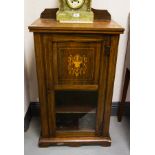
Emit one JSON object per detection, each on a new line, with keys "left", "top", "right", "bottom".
{"left": 56, "top": 45, "right": 100, "bottom": 84}
{"left": 68, "top": 54, "right": 88, "bottom": 77}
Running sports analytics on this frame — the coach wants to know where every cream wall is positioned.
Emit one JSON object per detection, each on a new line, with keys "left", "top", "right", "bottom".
{"left": 24, "top": 54, "right": 30, "bottom": 115}
{"left": 24, "top": 0, "right": 130, "bottom": 113}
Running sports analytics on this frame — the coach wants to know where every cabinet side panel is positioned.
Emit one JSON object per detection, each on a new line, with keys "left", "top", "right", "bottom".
{"left": 43, "top": 35, "right": 57, "bottom": 137}
{"left": 96, "top": 36, "right": 110, "bottom": 135}
{"left": 34, "top": 33, "right": 49, "bottom": 137}
{"left": 103, "top": 35, "right": 120, "bottom": 136}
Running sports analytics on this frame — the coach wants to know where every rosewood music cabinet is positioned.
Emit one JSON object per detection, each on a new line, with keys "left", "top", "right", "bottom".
{"left": 29, "top": 12, "right": 124, "bottom": 147}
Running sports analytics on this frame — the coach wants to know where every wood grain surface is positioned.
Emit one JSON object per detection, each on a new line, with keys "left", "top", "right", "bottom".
{"left": 30, "top": 15, "right": 124, "bottom": 147}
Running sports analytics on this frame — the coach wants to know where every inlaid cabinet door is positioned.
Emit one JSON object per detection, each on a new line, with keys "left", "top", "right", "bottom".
{"left": 53, "top": 41, "right": 101, "bottom": 85}
{"left": 43, "top": 34, "right": 104, "bottom": 87}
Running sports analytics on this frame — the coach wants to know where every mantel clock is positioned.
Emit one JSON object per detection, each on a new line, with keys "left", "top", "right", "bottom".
{"left": 56, "top": 0, "right": 94, "bottom": 23}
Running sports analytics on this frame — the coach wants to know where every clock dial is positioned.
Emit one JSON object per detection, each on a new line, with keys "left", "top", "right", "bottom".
{"left": 66, "top": 0, "right": 85, "bottom": 9}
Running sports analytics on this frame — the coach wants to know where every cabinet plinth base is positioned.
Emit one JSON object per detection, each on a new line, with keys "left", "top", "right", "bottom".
{"left": 39, "top": 136, "right": 111, "bottom": 147}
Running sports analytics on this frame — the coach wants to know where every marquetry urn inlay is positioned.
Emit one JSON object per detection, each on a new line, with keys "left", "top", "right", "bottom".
{"left": 68, "top": 54, "right": 88, "bottom": 77}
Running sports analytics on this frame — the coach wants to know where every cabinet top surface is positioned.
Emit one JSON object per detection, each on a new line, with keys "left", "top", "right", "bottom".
{"left": 29, "top": 18, "right": 124, "bottom": 34}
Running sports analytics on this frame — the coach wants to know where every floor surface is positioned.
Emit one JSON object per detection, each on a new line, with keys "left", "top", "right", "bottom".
{"left": 24, "top": 116, "right": 130, "bottom": 155}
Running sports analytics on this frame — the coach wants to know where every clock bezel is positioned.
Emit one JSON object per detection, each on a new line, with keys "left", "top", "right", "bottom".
{"left": 66, "top": 0, "right": 85, "bottom": 9}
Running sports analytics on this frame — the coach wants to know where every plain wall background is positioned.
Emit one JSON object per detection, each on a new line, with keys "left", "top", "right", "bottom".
{"left": 24, "top": 0, "right": 130, "bottom": 114}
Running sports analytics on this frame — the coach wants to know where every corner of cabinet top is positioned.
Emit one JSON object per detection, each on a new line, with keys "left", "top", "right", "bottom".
{"left": 28, "top": 18, "right": 124, "bottom": 34}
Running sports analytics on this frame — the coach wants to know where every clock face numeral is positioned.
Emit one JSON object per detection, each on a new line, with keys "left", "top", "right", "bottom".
{"left": 66, "top": 0, "right": 85, "bottom": 9}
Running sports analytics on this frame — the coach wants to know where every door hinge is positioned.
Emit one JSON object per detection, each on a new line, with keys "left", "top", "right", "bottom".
{"left": 105, "top": 46, "right": 111, "bottom": 56}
